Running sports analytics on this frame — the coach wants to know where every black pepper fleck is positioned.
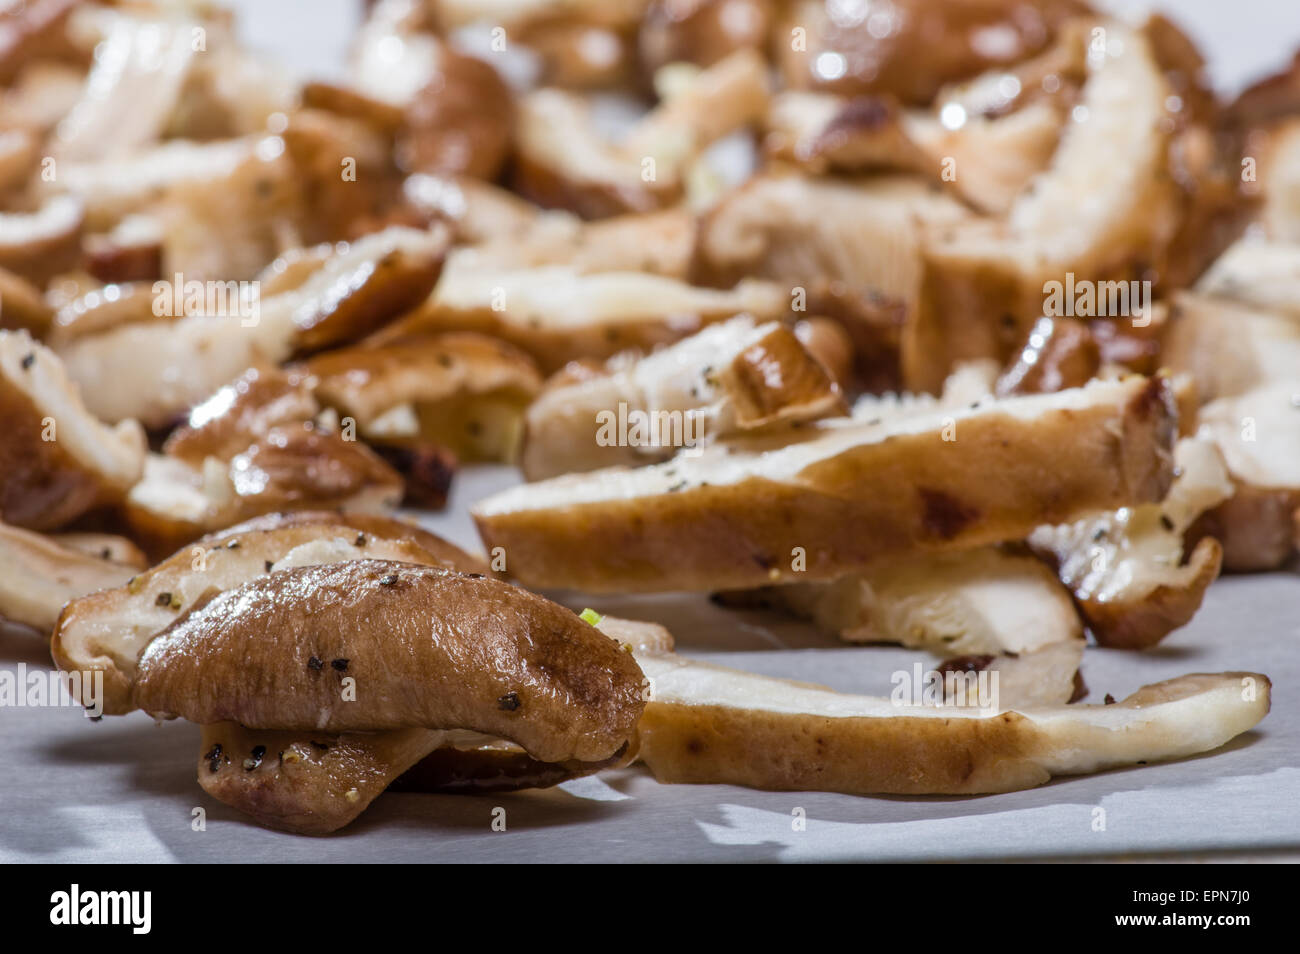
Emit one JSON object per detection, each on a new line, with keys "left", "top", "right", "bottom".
{"left": 379, "top": 574, "right": 398, "bottom": 585}
{"left": 20, "top": 353, "right": 34, "bottom": 369}
{"left": 308, "top": 656, "right": 324, "bottom": 671}
{"left": 265, "top": 560, "right": 274, "bottom": 572}
{"left": 331, "top": 658, "right": 349, "bottom": 672}
{"left": 244, "top": 745, "right": 266, "bottom": 771}
{"left": 498, "top": 692, "right": 521, "bottom": 711}
{"left": 355, "top": 533, "right": 366, "bottom": 546}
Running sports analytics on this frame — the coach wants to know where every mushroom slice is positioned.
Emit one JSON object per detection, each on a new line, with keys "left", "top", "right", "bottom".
{"left": 51, "top": 511, "right": 485, "bottom": 715}
{"left": 305, "top": 331, "right": 542, "bottom": 463}
{"left": 0, "top": 0, "right": 81, "bottom": 86}
{"left": 123, "top": 424, "right": 404, "bottom": 554}
{"left": 515, "top": 49, "right": 768, "bottom": 218}
{"left": 0, "top": 330, "right": 145, "bottom": 531}
{"left": 0, "top": 196, "right": 83, "bottom": 287}
{"left": 0, "top": 521, "right": 143, "bottom": 634}
{"left": 1162, "top": 291, "right": 1300, "bottom": 404}
{"left": 737, "top": 546, "right": 1082, "bottom": 656}
{"left": 772, "top": 0, "right": 1089, "bottom": 106}
{"left": 162, "top": 367, "right": 319, "bottom": 465}
{"left": 1029, "top": 438, "right": 1232, "bottom": 649}
{"left": 380, "top": 254, "right": 786, "bottom": 372}
{"left": 633, "top": 652, "right": 1270, "bottom": 795}
{"left": 51, "top": 10, "right": 199, "bottom": 163}
{"left": 521, "top": 314, "right": 845, "bottom": 479}
{"left": 1190, "top": 381, "right": 1300, "bottom": 571}
{"left": 1193, "top": 238, "right": 1300, "bottom": 322}
{"left": 0, "top": 266, "right": 55, "bottom": 337}
{"left": 133, "top": 560, "right": 646, "bottom": 764}
{"left": 937, "top": 641, "right": 1087, "bottom": 709}
{"left": 474, "top": 375, "right": 1177, "bottom": 593}
{"left": 54, "top": 138, "right": 253, "bottom": 232}
{"left": 693, "top": 173, "right": 970, "bottom": 308}
{"left": 195, "top": 613, "right": 667, "bottom": 834}
{"left": 908, "top": 20, "right": 1180, "bottom": 391}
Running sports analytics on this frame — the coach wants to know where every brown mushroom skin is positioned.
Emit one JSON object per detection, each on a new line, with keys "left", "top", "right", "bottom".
{"left": 134, "top": 560, "right": 647, "bottom": 764}
{"left": 0, "top": 374, "right": 116, "bottom": 531}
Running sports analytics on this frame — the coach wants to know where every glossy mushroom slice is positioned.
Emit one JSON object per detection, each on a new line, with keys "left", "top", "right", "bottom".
{"left": 514, "top": 49, "right": 768, "bottom": 218}
{"left": 521, "top": 315, "right": 846, "bottom": 479}
{"left": 0, "top": 265, "right": 55, "bottom": 337}
{"left": 1189, "top": 381, "right": 1300, "bottom": 571}
{"left": 633, "top": 651, "right": 1270, "bottom": 795}
{"left": 133, "top": 560, "right": 646, "bottom": 764}
{"left": 475, "top": 375, "right": 1177, "bottom": 593}
{"left": 0, "top": 195, "right": 83, "bottom": 287}
{"left": 0, "top": 521, "right": 144, "bottom": 634}
{"left": 906, "top": 19, "right": 1183, "bottom": 391}
{"left": 197, "top": 614, "right": 669, "bottom": 834}
{"left": 376, "top": 254, "right": 787, "bottom": 372}
{"left": 51, "top": 511, "right": 486, "bottom": 715}
{"left": 1029, "top": 438, "right": 1231, "bottom": 649}
{"left": 731, "top": 546, "right": 1083, "bottom": 655}
{"left": 123, "top": 423, "right": 404, "bottom": 554}
{"left": 304, "top": 331, "right": 543, "bottom": 463}
{"left": 772, "top": 0, "right": 1090, "bottom": 106}
{"left": 0, "top": 330, "right": 146, "bottom": 531}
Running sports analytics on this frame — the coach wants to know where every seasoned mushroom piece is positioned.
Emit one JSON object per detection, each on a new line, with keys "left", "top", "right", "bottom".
{"left": 0, "top": 522, "right": 144, "bottom": 635}
{"left": 521, "top": 315, "right": 846, "bottom": 479}
{"left": 476, "top": 376, "right": 1177, "bottom": 593}
{"left": 304, "top": 331, "right": 542, "bottom": 463}
{"left": 0, "top": 330, "right": 145, "bottom": 531}
{"left": 51, "top": 512, "right": 488, "bottom": 715}
{"left": 124, "top": 424, "right": 405, "bottom": 554}
{"left": 134, "top": 560, "right": 646, "bottom": 764}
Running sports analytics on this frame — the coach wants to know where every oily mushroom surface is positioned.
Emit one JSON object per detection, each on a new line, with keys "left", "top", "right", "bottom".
{"left": 132, "top": 560, "right": 647, "bottom": 764}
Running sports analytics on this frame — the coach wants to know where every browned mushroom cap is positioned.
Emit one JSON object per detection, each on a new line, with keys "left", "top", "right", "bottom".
{"left": 638, "top": 0, "right": 771, "bottom": 76}
{"left": 0, "top": 265, "right": 54, "bottom": 337}
{"left": 995, "top": 316, "right": 1100, "bottom": 396}
{"left": 51, "top": 512, "right": 485, "bottom": 715}
{"left": 162, "top": 367, "right": 319, "bottom": 465}
{"left": 124, "top": 424, "right": 405, "bottom": 554}
{"left": 0, "top": 0, "right": 81, "bottom": 86}
{"left": 305, "top": 331, "right": 541, "bottom": 462}
{"left": 134, "top": 560, "right": 647, "bottom": 764}
{"left": 0, "top": 330, "right": 145, "bottom": 531}
{"left": 0, "top": 196, "right": 83, "bottom": 288}
{"left": 773, "top": 0, "right": 1092, "bottom": 106}
{"left": 397, "top": 46, "right": 515, "bottom": 181}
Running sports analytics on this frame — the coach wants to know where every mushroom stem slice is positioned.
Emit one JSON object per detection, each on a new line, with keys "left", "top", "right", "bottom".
{"left": 633, "top": 652, "right": 1270, "bottom": 795}
{"left": 132, "top": 560, "right": 647, "bottom": 764}
{"left": 475, "top": 375, "right": 1177, "bottom": 593}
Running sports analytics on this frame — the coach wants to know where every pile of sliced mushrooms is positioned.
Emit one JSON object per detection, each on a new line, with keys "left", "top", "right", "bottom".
{"left": 0, "top": 0, "right": 1290, "bottom": 835}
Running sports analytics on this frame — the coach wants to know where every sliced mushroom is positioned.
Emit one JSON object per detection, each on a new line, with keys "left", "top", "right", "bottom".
{"left": 51, "top": 511, "right": 487, "bottom": 715}
{"left": 305, "top": 331, "right": 540, "bottom": 463}
{"left": 736, "top": 546, "right": 1082, "bottom": 656}
{"left": 376, "top": 253, "right": 786, "bottom": 372}
{"left": 0, "top": 196, "right": 83, "bottom": 288}
{"left": 194, "top": 610, "right": 662, "bottom": 834}
{"left": 0, "top": 265, "right": 55, "bottom": 337}
{"left": 474, "top": 375, "right": 1177, "bottom": 592}
{"left": 634, "top": 650, "right": 1270, "bottom": 795}
{"left": 1190, "top": 381, "right": 1300, "bottom": 571}
{"left": 515, "top": 49, "right": 768, "bottom": 218}
{"left": 0, "top": 521, "right": 143, "bottom": 634}
{"left": 938, "top": 641, "right": 1086, "bottom": 709}
{"left": 133, "top": 560, "right": 646, "bottom": 765}
{"left": 123, "top": 424, "right": 405, "bottom": 554}
{"left": 521, "top": 314, "right": 845, "bottom": 479}
{"left": 0, "top": 330, "right": 145, "bottom": 531}
{"left": 772, "top": 0, "right": 1091, "bottom": 106}
{"left": 161, "top": 367, "right": 319, "bottom": 464}
{"left": 1029, "top": 438, "right": 1232, "bottom": 649}
{"left": 907, "top": 20, "right": 1181, "bottom": 391}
